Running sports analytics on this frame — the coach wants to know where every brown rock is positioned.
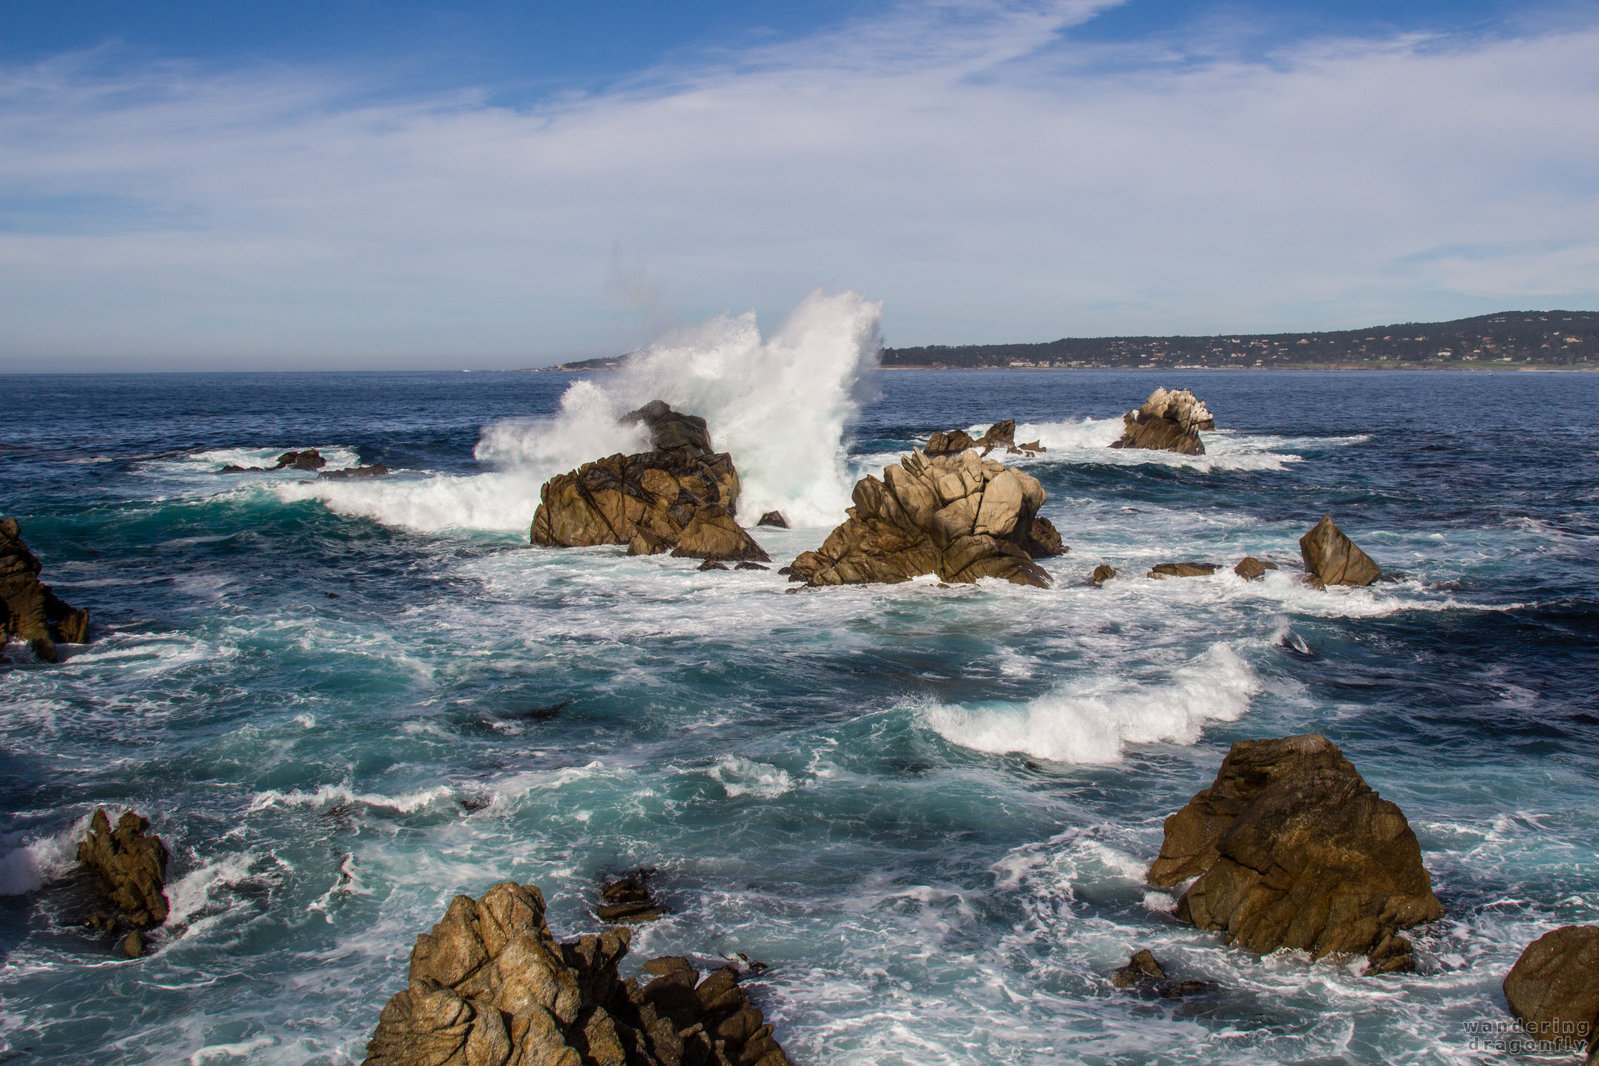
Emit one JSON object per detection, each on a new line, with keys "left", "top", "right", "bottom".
{"left": 1234, "top": 557, "right": 1279, "bottom": 581}
{"left": 1147, "top": 734, "right": 1443, "bottom": 969}
{"left": 1021, "top": 516, "right": 1066, "bottom": 558}
{"left": 923, "top": 428, "right": 977, "bottom": 456}
{"left": 1147, "top": 563, "right": 1219, "bottom": 579}
{"left": 320, "top": 463, "right": 391, "bottom": 479}
{"left": 1112, "top": 949, "right": 1166, "bottom": 988}
{"left": 1299, "top": 514, "right": 1382, "bottom": 587}
{"left": 365, "top": 881, "right": 791, "bottom": 1066}
{"left": 1110, "top": 388, "right": 1214, "bottom": 455}
{"left": 1091, "top": 565, "right": 1117, "bottom": 585}
{"left": 596, "top": 870, "right": 667, "bottom": 925}
{"left": 788, "top": 449, "right": 1052, "bottom": 588}
{"left": 532, "top": 401, "right": 753, "bottom": 560}
{"left": 274, "top": 449, "right": 327, "bottom": 470}
{"left": 1, "top": 518, "right": 90, "bottom": 662}
{"left": 1504, "top": 927, "right": 1599, "bottom": 1059}
{"left": 77, "top": 808, "right": 169, "bottom": 930}
{"left": 755, "top": 511, "right": 789, "bottom": 529}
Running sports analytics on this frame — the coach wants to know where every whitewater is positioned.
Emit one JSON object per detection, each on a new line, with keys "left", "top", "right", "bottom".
{"left": 2, "top": 293, "right": 1597, "bottom": 1065}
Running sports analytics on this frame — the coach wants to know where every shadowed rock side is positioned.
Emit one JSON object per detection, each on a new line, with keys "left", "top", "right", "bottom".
{"left": 363, "top": 881, "right": 792, "bottom": 1066}
{"left": 1110, "top": 388, "right": 1214, "bottom": 455}
{"left": 1147, "top": 734, "right": 1443, "bottom": 973}
{"left": 787, "top": 449, "right": 1059, "bottom": 588}
{"left": 78, "top": 809, "right": 169, "bottom": 956}
{"left": 1504, "top": 926, "right": 1599, "bottom": 1063}
{"left": 1, "top": 518, "right": 89, "bottom": 663}
{"left": 531, "top": 402, "right": 768, "bottom": 563}
{"left": 923, "top": 419, "right": 1046, "bottom": 459}
{"left": 1300, "top": 513, "right": 1382, "bottom": 587}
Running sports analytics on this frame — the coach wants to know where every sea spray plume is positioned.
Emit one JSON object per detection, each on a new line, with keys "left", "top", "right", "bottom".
{"left": 479, "top": 289, "right": 884, "bottom": 527}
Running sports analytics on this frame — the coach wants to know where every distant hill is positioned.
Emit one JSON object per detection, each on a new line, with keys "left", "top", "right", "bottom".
{"left": 880, "top": 311, "right": 1599, "bottom": 370}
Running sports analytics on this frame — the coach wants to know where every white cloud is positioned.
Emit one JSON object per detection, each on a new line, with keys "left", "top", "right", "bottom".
{"left": 1, "top": 1, "right": 1597, "bottom": 368}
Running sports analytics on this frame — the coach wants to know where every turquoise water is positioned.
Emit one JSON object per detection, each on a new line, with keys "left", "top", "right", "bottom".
{"left": 2, "top": 359, "right": 1597, "bottom": 1065}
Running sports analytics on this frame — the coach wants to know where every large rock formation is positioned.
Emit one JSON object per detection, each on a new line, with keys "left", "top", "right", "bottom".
{"left": 1110, "top": 388, "right": 1214, "bottom": 455}
{"left": 1504, "top": 927, "right": 1599, "bottom": 1061}
{"left": 1, "top": 518, "right": 89, "bottom": 663}
{"left": 531, "top": 402, "right": 768, "bottom": 563}
{"left": 1147, "top": 734, "right": 1442, "bottom": 973}
{"left": 786, "top": 449, "right": 1060, "bottom": 588}
{"left": 363, "top": 881, "right": 791, "bottom": 1066}
{"left": 78, "top": 809, "right": 169, "bottom": 956}
{"left": 1300, "top": 514, "right": 1381, "bottom": 587}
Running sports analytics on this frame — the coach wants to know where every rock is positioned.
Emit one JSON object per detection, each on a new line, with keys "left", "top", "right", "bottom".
{"left": 697, "top": 560, "right": 729, "bottom": 572}
{"left": 1016, "top": 439, "right": 1045, "bottom": 454}
{"left": 363, "top": 881, "right": 792, "bottom": 1066}
{"left": 1022, "top": 516, "right": 1067, "bottom": 558}
{"left": 735, "top": 562, "right": 769, "bottom": 571}
{"left": 1147, "top": 563, "right": 1219, "bottom": 579}
{"left": 1504, "top": 927, "right": 1599, "bottom": 1060}
{"left": 532, "top": 401, "right": 763, "bottom": 561}
{"left": 77, "top": 809, "right": 169, "bottom": 930}
{"left": 1091, "top": 565, "right": 1117, "bottom": 585}
{"left": 1109, "top": 388, "right": 1214, "bottom": 455}
{"left": 1112, "top": 949, "right": 1166, "bottom": 988}
{"left": 979, "top": 420, "right": 1015, "bottom": 450}
{"left": 1, "top": 519, "right": 90, "bottom": 663}
{"left": 786, "top": 450, "right": 1053, "bottom": 588}
{"left": 321, "top": 463, "right": 391, "bottom": 479}
{"left": 275, "top": 449, "right": 327, "bottom": 471}
{"left": 1147, "top": 734, "right": 1442, "bottom": 970}
{"left": 596, "top": 870, "right": 667, "bottom": 925}
{"left": 1234, "top": 557, "right": 1278, "bottom": 581}
{"left": 118, "top": 929, "right": 146, "bottom": 959}
{"left": 1300, "top": 514, "right": 1382, "bottom": 587}
{"left": 756, "top": 511, "right": 789, "bottom": 529}
{"left": 924, "top": 420, "right": 1017, "bottom": 457}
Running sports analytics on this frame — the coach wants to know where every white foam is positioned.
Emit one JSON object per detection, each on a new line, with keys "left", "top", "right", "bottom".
{"left": 993, "top": 417, "right": 1304, "bottom": 473}
{"left": 922, "top": 644, "right": 1258, "bottom": 764}
{"left": 246, "top": 784, "right": 456, "bottom": 815}
{"left": 707, "top": 756, "right": 796, "bottom": 799}
{"left": 0, "top": 814, "right": 91, "bottom": 896}
{"left": 288, "top": 289, "right": 882, "bottom": 533}
{"left": 166, "top": 851, "right": 261, "bottom": 930}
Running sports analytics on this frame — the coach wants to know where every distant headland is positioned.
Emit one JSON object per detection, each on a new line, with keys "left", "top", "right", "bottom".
{"left": 535, "top": 310, "right": 1598, "bottom": 371}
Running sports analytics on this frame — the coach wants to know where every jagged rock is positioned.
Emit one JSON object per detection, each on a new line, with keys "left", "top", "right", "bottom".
{"left": 275, "top": 449, "right": 327, "bottom": 470}
{"left": 532, "top": 402, "right": 767, "bottom": 562}
{"left": 756, "top": 511, "right": 789, "bottom": 529}
{"left": 1016, "top": 439, "right": 1045, "bottom": 454}
{"left": 1022, "top": 517, "right": 1066, "bottom": 558}
{"left": 1, "top": 519, "right": 90, "bottom": 663}
{"left": 596, "top": 870, "right": 667, "bottom": 924}
{"left": 1234, "top": 557, "right": 1278, "bottom": 581}
{"left": 1091, "top": 565, "right": 1117, "bottom": 585}
{"left": 119, "top": 929, "right": 147, "bottom": 959}
{"left": 78, "top": 809, "right": 169, "bottom": 931}
{"left": 1110, "top": 388, "right": 1214, "bottom": 455}
{"left": 696, "top": 560, "right": 729, "bottom": 572}
{"left": 321, "top": 463, "right": 391, "bottom": 479}
{"left": 1147, "top": 562, "right": 1219, "bottom": 579}
{"left": 363, "top": 881, "right": 791, "bottom": 1066}
{"left": 1111, "top": 950, "right": 1216, "bottom": 998}
{"left": 787, "top": 450, "right": 1053, "bottom": 588}
{"left": 1504, "top": 927, "right": 1599, "bottom": 1061}
{"left": 924, "top": 420, "right": 1018, "bottom": 457}
{"left": 1300, "top": 514, "right": 1381, "bottom": 587}
{"left": 923, "top": 428, "right": 977, "bottom": 456}
{"left": 1147, "top": 734, "right": 1442, "bottom": 971}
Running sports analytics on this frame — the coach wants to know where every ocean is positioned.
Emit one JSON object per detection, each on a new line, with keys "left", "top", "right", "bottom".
{"left": 3, "top": 296, "right": 1597, "bottom": 1065}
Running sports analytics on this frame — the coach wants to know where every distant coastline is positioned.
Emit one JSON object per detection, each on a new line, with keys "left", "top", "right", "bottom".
{"left": 531, "top": 309, "right": 1598, "bottom": 372}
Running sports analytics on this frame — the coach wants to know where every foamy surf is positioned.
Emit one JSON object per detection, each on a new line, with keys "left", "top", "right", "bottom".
{"left": 922, "top": 644, "right": 1259, "bottom": 764}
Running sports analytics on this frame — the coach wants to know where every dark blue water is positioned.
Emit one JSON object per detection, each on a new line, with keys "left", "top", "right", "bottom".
{"left": 2, "top": 364, "right": 1596, "bottom": 1065}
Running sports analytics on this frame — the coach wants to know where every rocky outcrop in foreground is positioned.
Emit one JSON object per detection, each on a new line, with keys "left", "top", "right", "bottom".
{"left": 1, "top": 518, "right": 89, "bottom": 662}
{"left": 1300, "top": 514, "right": 1381, "bottom": 587}
{"left": 786, "top": 449, "right": 1062, "bottom": 588}
{"left": 1147, "top": 734, "right": 1442, "bottom": 973}
{"left": 364, "top": 881, "right": 791, "bottom": 1066}
{"left": 78, "top": 808, "right": 169, "bottom": 957}
{"left": 1504, "top": 926, "right": 1599, "bottom": 1063}
{"left": 1110, "top": 388, "right": 1214, "bottom": 455}
{"left": 531, "top": 402, "right": 768, "bottom": 563}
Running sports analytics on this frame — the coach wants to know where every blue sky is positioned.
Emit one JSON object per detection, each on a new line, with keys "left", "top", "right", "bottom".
{"left": 2, "top": 0, "right": 1597, "bottom": 369}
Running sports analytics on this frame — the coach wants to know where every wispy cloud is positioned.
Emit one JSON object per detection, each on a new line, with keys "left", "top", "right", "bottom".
{"left": 2, "top": 1, "right": 1596, "bottom": 368}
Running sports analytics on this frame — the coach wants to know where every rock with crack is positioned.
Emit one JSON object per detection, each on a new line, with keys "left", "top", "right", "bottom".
{"left": 1300, "top": 514, "right": 1381, "bottom": 587}
{"left": 363, "top": 881, "right": 792, "bottom": 1066}
{"left": 786, "top": 449, "right": 1056, "bottom": 588}
{"left": 1234, "top": 557, "right": 1278, "bottom": 581}
{"left": 78, "top": 808, "right": 169, "bottom": 955}
{"left": 531, "top": 401, "right": 768, "bottom": 563}
{"left": 1504, "top": 926, "right": 1599, "bottom": 1063}
{"left": 1, "top": 518, "right": 90, "bottom": 662}
{"left": 1110, "top": 388, "right": 1214, "bottom": 455}
{"left": 1147, "top": 734, "right": 1442, "bottom": 973}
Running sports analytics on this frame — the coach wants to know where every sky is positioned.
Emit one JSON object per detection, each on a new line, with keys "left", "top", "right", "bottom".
{"left": 2, "top": 0, "right": 1597, "bottom": 370}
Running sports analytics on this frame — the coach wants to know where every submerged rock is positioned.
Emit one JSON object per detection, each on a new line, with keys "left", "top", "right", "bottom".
{"left": 532, "top": 401, "right": 768, "bottom": 563}
{"left": 1111, "top": 950, "right": 1216, "bottom": 998}
{"left": 1234, "top": 557, "right": 1278, "bottom": 581}
{"left": 1, "top": 518, "right": 90, "bottom": 662}
{"left": 1300, "top": 513, "right": 1382, "bottom": 587}
{"left": 1110, "top": 388, "right": 1214, "bottom": 455}
{"left": 1504, "top": 926, "right": 1599, "bottom": 1061}
{"left": 786, "top": 449, "right": 1055, "bottom": 588}
{"left": 1147, "top": 562, "right": 1219, "bottom": 579}
{"left": 363, "top": 881, "right": 792, "bottom": 1066}
{"left": 320, "top": 463, "right": 391, "bottom": 479}
{"left": 78, "top": 808, "right": 169, "bottom": 932}
{"left": 1147, "top": 734, "right": 1442, "bottom": 971}
{"left": 596, "top": 869, "right": 667, "bottom": 925}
